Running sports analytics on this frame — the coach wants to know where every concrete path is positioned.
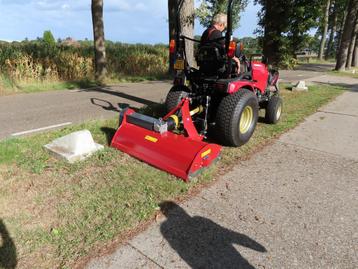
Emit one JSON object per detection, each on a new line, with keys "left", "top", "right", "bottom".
{"left": 86, "top": 76, "right": 358, "bottom": 268}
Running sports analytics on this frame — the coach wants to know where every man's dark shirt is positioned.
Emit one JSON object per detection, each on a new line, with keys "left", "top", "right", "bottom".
{"left": 200, "top": 26, "right": 225, "bottom": 49}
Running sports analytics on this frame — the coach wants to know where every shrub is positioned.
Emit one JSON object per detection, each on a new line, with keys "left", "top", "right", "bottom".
{"left": 0, "top": 41, "right": 169, "bottom": 85}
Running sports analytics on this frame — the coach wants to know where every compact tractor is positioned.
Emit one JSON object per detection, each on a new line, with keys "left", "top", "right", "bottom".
{"left": 111, "top": 0, "right": 282, "bottom": 181}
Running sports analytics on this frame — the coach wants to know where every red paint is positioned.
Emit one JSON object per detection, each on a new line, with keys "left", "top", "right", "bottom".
{"left": 251, "top": 61, "right": 269, "bottom": 93}
{"left": 111, "top": 98, "right": 222, "bottom": 181}
{"left": 227, "top": 81, "right": 254, "bottom": 94}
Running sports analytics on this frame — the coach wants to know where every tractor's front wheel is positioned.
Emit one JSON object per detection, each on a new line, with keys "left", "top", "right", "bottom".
{"left": 215, "top": 89, "right": 259, "bottom": 146}
{"left": 165, "top": 85, "right": 190, "bottom": 112}
{"left": 265, "top": 95, "right": 283, "bottom": 124}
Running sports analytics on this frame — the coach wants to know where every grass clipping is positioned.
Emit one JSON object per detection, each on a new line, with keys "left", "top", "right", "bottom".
{"left": 0, "top": 84, "right": 343, "bottom": 268}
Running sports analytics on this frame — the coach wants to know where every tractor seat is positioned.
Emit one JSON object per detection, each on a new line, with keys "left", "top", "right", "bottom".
{"left": 196, "top": 45, "right": 226, "bottom": 77}
{"left": 237, "top": 71, "right": 252, "bottom": 81}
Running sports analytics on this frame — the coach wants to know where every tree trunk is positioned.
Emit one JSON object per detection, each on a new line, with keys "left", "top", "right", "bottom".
{"left": 335, "top": 0, "right": 358, "bottom": 71}
{"left": 353, "top": 33, "right": 358, "bottom": 66}
{"left": 336, "top": 6, "right": 348, "bottom": 59}
{"left": 325, "top": 5, "right": 337, "bottom": 60}
{"left": 262, "top": 1, "right": 281, "bottom": 66}
{"left": 319, "top": 0, "right": 331, "bottom": 60}
{"left": 346, "top": 18, "right": 358, "bottom": 68}
{"left": 168, "top": 0, "right": 177, "bottom": 74}
{"left": 91, "top": 0, "right": 107, "bottom": 81}
{"left": 180, "top": 0, "right": 195, "bottom": 67}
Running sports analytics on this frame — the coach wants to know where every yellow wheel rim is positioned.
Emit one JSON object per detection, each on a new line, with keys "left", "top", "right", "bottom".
{"left": 240, "top": 106, "right": 253, "bottom": 134}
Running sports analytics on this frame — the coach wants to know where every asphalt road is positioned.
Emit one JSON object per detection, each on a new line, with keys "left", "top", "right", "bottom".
{"left": 0, "top": 82, "right": 170, "bottom": 140}
{"left": 0, "top": 63, "right": 334, "bottom": 140}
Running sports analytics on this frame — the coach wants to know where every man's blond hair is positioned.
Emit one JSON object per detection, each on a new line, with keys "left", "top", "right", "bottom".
{"left": 212, "top": 13, "right": 227, "bottom": 27}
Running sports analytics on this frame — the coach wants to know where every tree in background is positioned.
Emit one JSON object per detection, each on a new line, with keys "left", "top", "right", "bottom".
{"left": 255, "top": 0, "right": 291, "bottom": 66}
{"left": 167, "top": 0, "right": 195, "bottom": 68}
{"left": 196, "top": 0, "right": 248, "bottom": 29}
{"left": 43, "top": 30, "right": 56, "bottom": 46}
{"left": 335, "top": 0, "right": 358, "bottom": 71}
{"left": 346, "top": 17, "right": 358, "bottom": 68}
{"left": 91, "top": 0, "right": 107, "bottom": 81}
{"left": 318, "top": 0, "right": 331, "bottom": 60}
{"left": 181, "top": 0, "right": 195, "bottom": 66}
{"left": 256, "top": 0, "right": 323, "bottom": 67}
{"left": 352, "top": 31, "right": 358, "bottom": 66}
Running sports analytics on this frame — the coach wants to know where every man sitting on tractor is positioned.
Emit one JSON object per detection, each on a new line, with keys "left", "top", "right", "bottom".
{"left": 200, "top": 13, "right": 241, "bottom": 74}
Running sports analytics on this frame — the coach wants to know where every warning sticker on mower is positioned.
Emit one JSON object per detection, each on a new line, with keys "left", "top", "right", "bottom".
{"left": 145, "top": 135, "right": 158, "bottom": 143}
{"left": 201, "top": 149, "right": 211, "bottom": 158}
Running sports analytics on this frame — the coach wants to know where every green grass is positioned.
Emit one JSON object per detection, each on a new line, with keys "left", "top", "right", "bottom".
{"left": 0, "top": 78, "right": 100, "bottom": 96}
{"left": 0, "top": 75, "right": 171, "bottom": 96}
{"left": 329, "top": 67, "right": 358, "bottom": 79}
{"left": 0, "top": 84, "right": 344, "bottom": 268}
{"left": 297, "top": 58, "right": 336, "bottom": 65}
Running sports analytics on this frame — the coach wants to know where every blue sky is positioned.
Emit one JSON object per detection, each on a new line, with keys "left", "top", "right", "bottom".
{"left": 0, "top": 0, "right": 261, "bottom": 44}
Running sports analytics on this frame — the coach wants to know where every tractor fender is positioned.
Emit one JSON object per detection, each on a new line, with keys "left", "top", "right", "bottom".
{"left": 227, "top": 81, "right": 254, "bottom": 94}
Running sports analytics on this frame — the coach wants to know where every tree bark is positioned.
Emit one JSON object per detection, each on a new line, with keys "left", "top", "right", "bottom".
{"left": 91, "top": 0, "right": 107, "bottom": 81}
{"left": 336, "top": 5, "right": 348, "bottom": 59}
{"left": 353, "top": 33, "right": 358, "bottom": 66}
{"left": 319, "top": 0, "right": 331, "bottom": 60}
{"left": 180, "top": 0, "right": 195, "bottom": 67}
{"left": 346, "top": 18, "right": 358, "bottom": 68}
{"left": 325, "top": 3, "right": 337, "bottom": 60}
{"left": 262, "top": 1, "right": 281, "bottom": 66}
{"left": 335, "top": 0, "right": 358, "bottom": 71}
{"left": 168, "top": 0, "right": 177, "bottom": 74}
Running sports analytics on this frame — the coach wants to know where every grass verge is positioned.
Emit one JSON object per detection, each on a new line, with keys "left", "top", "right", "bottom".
{"left": 329, "top": 67, "right": 358, "bottom": 79}
{"left": 0, "top": 74, "right": 171, "bottom": 96}
{"left": 0, "top": 84, "right": 343, "bottom": 268}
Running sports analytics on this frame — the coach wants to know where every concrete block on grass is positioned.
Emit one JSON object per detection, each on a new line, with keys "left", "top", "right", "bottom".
{"left": 292, "top": 80, "right": 308, "bottom": 91}
{"left": 44, "top": 130, "right": 103, "bottom": 163}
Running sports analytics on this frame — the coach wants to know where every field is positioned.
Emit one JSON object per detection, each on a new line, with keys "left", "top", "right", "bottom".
{"left": 0, "top": 41, "right": 169, "bottom": 95}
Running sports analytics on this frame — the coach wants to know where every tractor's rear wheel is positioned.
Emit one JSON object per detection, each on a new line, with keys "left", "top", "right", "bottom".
{"left": 165, "top": 85, "right": 190, "bottom": 112}
{"left": 215, "top": 89, "right": 259, "bottom": 146}
{"left": 265, "top": 95, "right": 282, "bottom": 124}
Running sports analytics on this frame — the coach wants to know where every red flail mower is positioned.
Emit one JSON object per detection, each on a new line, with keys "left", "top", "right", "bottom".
{"left": 111, "top": 0, "right": 282, "bottom": 181}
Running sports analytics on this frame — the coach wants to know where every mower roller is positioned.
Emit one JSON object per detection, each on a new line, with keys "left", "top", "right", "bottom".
{"left": 111, "top": 0, "right": 282, "bottom": 181}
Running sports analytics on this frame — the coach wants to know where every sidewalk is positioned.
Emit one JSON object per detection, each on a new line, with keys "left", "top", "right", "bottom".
{"left": 86, "top": 76, "right": 358, "bottom": 269}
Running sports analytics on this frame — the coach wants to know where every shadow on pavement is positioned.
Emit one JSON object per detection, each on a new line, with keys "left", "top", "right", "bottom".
{"left": 294, "top": 63, "right": 335, "bottom": 72}
{"left": 0, "top": 219, "right": 17, "bottom": 269}
{"left": 159, "top": 201, "right": 266, "bottom": 269}
{"left": 309, "top": 81, "right": 358, "bottom": 92}
{"left": 84, "top": 87, "right": 159, "bottom": 107}
{"left": 90, "top": 98, "right": 121, "bottom": 112}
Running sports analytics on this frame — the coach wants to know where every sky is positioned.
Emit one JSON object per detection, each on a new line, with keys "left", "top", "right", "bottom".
{"left": 0, "top": 0, "right": 261, "bottom": 44}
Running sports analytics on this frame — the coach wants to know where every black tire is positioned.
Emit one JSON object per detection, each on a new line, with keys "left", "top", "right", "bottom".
{"left": 165, "top": 85, "right": 190, "bottom": 112}
{"left": 265, "top": 96, "right": 282, "bottom": 124}
{"left": 215, "top": 89, "right": 259, "bottom": 147}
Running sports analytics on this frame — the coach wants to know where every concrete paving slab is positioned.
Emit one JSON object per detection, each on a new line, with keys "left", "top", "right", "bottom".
{"left": 280, "top": 112, "right": 358, "bottom": 160}
{"left": 280, "top": 92, "right": 358, "bottom": 161}
{"left": 87, "top": 142, "right": 358, "bottom": 269}
{"left": 86, "top": 244, "right": 161, "bottom": 269}
{"left": 320, "top": 91, "right": 358, "bottom": 117}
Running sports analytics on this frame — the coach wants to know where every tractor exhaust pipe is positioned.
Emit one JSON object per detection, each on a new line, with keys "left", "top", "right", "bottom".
{"left": 225, "top": 0, "right": 234, "bottom": 49}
